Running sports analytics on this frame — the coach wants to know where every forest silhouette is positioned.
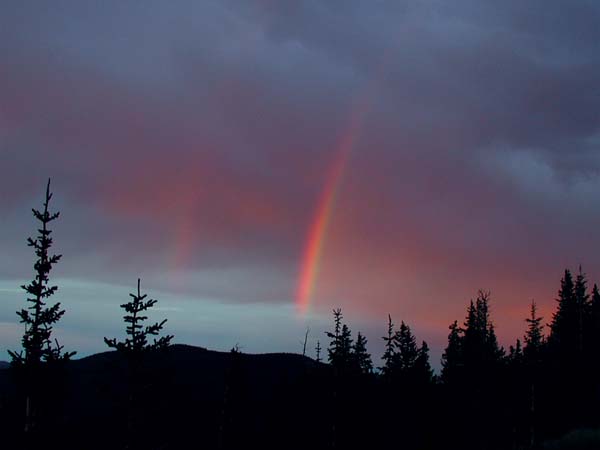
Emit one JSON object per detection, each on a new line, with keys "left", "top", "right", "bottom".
{"left": 2, "top": 181, "right": 600, "bottom": 450}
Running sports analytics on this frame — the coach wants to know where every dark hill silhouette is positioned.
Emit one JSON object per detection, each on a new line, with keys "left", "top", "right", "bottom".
{"left": 0, "top": 344, "right": 323, "bottom": 450}
{"left": 0, "top": 361, "right": 8, "bottom": 370}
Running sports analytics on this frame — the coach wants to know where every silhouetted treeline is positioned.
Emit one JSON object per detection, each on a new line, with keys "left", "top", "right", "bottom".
{"left": 3, "top": 182, "right": 600, "bottom": 449}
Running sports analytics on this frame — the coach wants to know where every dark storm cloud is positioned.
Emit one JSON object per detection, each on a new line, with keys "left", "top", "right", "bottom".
{"left": 1, "top": 0, "right": 600, "bottom": 345}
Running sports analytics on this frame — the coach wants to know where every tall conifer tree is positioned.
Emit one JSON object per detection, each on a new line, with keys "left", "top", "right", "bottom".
{"left": 441, "top": 320, "right": 463, "bottom": 384}
{"left": 524, "top": 300, "right": 544, "bottom": 363}
{"left": 352, "top": 332, "right": 373, "bottom": 375}
{"left": 549, "top": 269, "right": 577, "bottom": 361}
{"left": 9, "top": 179, "right": 75, "bottom": 434}
{"left": 9, "top": 180, "right": 74, "bottom": 366}
{"left": 315, "top": 340, "right": 322, "bottom": 363}
{"left": 326, "top": 308, "right": 344, "bottom": 368}
{"left": 104, "top": 278, "right": 173, "bottom": 449}
{"left": 380, "top": 314, "right": 396, "bottom": 376}
{"left": 590, "top": 285, "right": 600, "bottom": 360}
{"left": 414, "top": 341, "right": 434, "bottom": 385}
{"left": 104, "top": 278, "right": 173, "bottom": 355}
{"left": 395, "top": 321, "right": 419, "bottom": 373}
{"left": 574, "top": 266, "right": 589, "bottom": 355}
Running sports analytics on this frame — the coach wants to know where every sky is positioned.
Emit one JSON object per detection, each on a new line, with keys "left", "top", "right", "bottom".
{"left": 2, "top": 1, "right": 600, "bottom": 366}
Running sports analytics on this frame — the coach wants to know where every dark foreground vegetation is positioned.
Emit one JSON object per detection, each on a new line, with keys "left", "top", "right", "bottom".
{"left": 3, "top": 181, "right": 600, "bottom": 450}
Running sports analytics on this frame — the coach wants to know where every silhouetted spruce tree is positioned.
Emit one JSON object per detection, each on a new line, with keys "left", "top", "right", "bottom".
{"left": 523, "top": 300, "right": 545, "bottom": 364}
{"left": 326, "top": 309, "right": 353, "bottom": 371}
{"left": 394, "top": 322, "right": 432, "bottom": 388}
{"left": 326, "top": 308, "right": 343, "bottom": 367}
{"left": 441, "top": 320, "right": 463, "bottom": 384}
{"left": 458, "top": 291, "right": 505, "bottom": 448}
{"left": 351, "top": 332, "right": 373, "bottom": 374}
{"left": 462, "top": 300, "right": 479, "bottom": 368}
{"left": 508, "top": 339, "right": 524, "bottom": 366}
{"left": 338, "top": 324, "right": 353, "bottom": 369}
{"left": 522, "top": 301, "right": 545, "bottom": 449}
{"left": 325, "top": 309, "right": 355, "bottom": 448}
{"left": 104, "top": 279, "right": 173, "bottom": 355}
{"left": 574, "top": 266, "right": 590, "bottom": 356}
{"left": 547, "top": 269, "right": 592, "bottom": 433}
{"left": 487, "top": 323, "right": 504, "bottom": 361}
{"left": 463, "top": 290, "right": 504, "bottom": 370}
{"left": 380, "top": 314, "right": 396, "bottom": 377}
{"left": 588, "top": 283, "right": 600, "bottom": 425}
{"left": 8, "top": 179, "right": 75, "bottom": 435}
{"left": 413, "top": 341, "right": 434, "bottom": 385}
{"left": 376, "top": 315, "right": 399, "bottom": 449}
{"left": 315, "top": 340, "right": 322, "bottom": 363}
{"left": 440, "top": 318, "right": 469, "bottom": 447}
{"left": 385, "top": 321, "right": 431, "bottom": 448}
{"left": 591, "top": 284, "right": 600, "bottom": 328}
{"left": 590, "top": 285, "right": 600, "bottom": 361}
{"left": 104, "top": 278, "right": 173, "bottom": 450}
{"left": 395, "top": 321, "right": 419, "bottom": 374}
{"left": 574, "top": 267, "right": 598, "bottom": 428}
{"left": 548, "top": 269, "right": 577, "bottom": 362}
{"left": 408, "top": 339, "right": 435, "bottom": 449}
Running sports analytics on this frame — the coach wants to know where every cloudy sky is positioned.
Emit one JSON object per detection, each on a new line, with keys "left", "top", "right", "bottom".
{"left": 2, "top": 1, "right": 600, "bottom": 365}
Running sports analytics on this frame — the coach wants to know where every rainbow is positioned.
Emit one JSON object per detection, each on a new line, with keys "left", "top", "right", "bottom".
{"left": 296, "top": 146, "right": 349, "bottom": 315}
{"left": 295, "top": 67, "right": 388, "bottom": 315}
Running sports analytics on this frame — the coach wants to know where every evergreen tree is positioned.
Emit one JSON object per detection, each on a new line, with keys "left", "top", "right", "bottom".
{"left": 548, "top": 269, "right": 577, "bottom": 360}
{"left": 8, "top": 179, "right": 75, "bottom": 435}
{"left": 406, "top": 339, "right": 434, "bottom": 449}
{"left": 589, "top": 284, "right": 600, "bottom": 359}
{"left": 442, "top": 290, "right": 503, "bottom": 387}
{"left": 104, "top": 278, "right": 173, "bottom": 450}
{"left": 591, "top": 284, "right": 600, "bottom": 330}
{"left": 394, "top": 322, "right": 433, "bottom": 387}
{"left": 523, "top": 300, "right": 544, "bottom": 364}
{"left": 508, "top": 339, "right": 524, "bottom": 366}
{"left": 522, "top": 301, "right": 545, "bottom": 449}
{"left": 588, "top": 284, "right": 600, "bottom": 396}
{"left": 463, "top": 290, "right": 504, "bottom": 368}
{"left": 462, "top": 300, "right": 480, "bottom": 367}
{"left": 380, "top": 314, "right": 396, "bottom": 376}
{"left": 461, "top": 291, "right": 504, "bottom": 448}
{"left": 441, "top": 320, "right": 463, "bottom": 384}
{"left": 326, "top": 308, "right": 343, "bottom": 367}
{"left": 487, "top": 323, "right": 505, "bottom": 362}
{"left": 351, "top": 332, "right": 373, "bottom": 375}
{"left": 574, "top": 267, "right": 590, "bottom": 305}
{"left": 574, "top": 266, "right": 589, "bottom": 355}
{"left": 414, "top": 341, "right": 434, "bottom": 385}
{"left": 547, "top": 269, "right": 590, "bottom": 433}
{"left": 104, "top": 278, "right": 173, "bottom": 355}
{"left": 338, "top": 324, "right": 354, "bottom": 368}
{"left": 315, "top": 340, "right": 322, "bottom": 363}
{"left": 395, "top": 321, "right": 419, "bottom": 373}
{"left": 9, "top": 179, "right": 75, "bottom": 366}
{"left": 325, "top": 309, "right": 354, "bottom": 371}
{"left": 324, "top": 309, "right": 355, "bottom": 448}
